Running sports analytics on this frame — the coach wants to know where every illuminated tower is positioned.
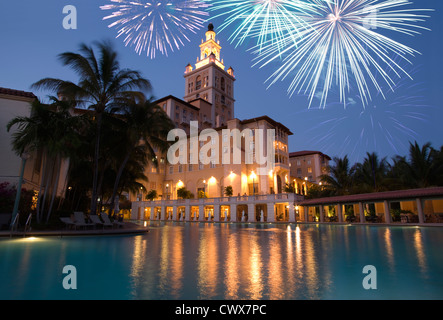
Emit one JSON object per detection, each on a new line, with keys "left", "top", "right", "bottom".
{"left": 184, "top": 23, "right": 235, "bottom": 127}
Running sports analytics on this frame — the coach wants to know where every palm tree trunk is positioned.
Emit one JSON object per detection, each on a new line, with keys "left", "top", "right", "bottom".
{"left": 109, "top": 151, "right": 132, "bottom": 218}
{"left": 40, "top": 156, "right": 55, "bottom": 222}
{"left": 57, "top": 159, "right": 71, "bottom": 210}
{"left": 36, "top": 149, "right": 49, "bottom": 223}
{"left": 90, "top": 112, "right": 103, "bottom": 215}
{"left": 46, "top": 155, "right": 62, "bottom": 223}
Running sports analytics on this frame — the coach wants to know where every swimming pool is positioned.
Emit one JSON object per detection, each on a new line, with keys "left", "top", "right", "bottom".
{"left": 0, "top": 222, "right": 442, "bottom": 299}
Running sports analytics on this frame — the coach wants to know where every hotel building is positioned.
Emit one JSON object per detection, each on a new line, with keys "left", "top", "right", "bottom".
{"left": 131, "top": 24, "right": 309, "bottom": 222}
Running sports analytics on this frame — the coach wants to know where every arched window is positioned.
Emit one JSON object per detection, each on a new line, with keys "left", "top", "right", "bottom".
{"left": 196, "top": 75, "right": 201, "bottom": 90}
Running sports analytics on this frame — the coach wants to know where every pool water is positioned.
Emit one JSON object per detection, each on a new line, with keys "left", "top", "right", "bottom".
{"left": 0, "top": 222, "right": 442, "bottom": 300}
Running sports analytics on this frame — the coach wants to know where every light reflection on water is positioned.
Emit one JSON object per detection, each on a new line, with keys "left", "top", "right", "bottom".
{"left": 0, "top": 222, "right": 442, "bottom": 299}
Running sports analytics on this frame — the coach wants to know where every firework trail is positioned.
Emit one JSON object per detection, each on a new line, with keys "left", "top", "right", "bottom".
{"left": 204, "top": 0, "right": 317, "bottom": 51}
{"left": 252, "top": 0, "right": 432, "bottom": 108}
{"left": 100, "top": 0, "right": 210, "bottom": 59}
{"left": 297, "top": 65, "right": 432, "bottom": 163}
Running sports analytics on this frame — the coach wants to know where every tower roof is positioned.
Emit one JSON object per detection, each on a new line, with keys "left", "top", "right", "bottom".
{"left": 208, "top": 23, "right": 214, "bottom": 31}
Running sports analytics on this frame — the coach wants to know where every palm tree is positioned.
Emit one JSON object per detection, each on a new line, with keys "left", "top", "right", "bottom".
{"left": 432, "top": 146, "right": 443, "bottom": 186}
{"left": 145, "top": 190, "right": 158, "bottom": 201}
{"left": 107, "top": 95, "right": 174, "bottom": 217}
{"left": 406, "top": 141, "right": 436, "bottom": 188}
{"left": 353, "top": 152, "right": 389, "bottom": 192}
{"left": 7, "top": 98, "right": 80, "bottom": 222}
{"left": 386, "top": 155, "right": 411, "bottom": 190}
{"left": 319, "top": 156, "right": 354, "bottom": 196}
{"left": 31, "top": 41, "right": 151, "bottom": 215}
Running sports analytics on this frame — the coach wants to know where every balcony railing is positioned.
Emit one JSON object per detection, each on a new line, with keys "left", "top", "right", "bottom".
{"left": 137, "top": 193, "right": 301, "bottom": 206}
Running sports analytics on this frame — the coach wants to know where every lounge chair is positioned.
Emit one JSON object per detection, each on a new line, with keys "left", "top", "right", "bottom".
{"left": 60, "top": 217, "right": 75, "bottom": 229}
{"left": 101, "top": 212, "right": 124, "bottom": 228}
{"left": 90, "top": 214, "right": 112, "bottom": 229}
{"left": 73, "top": 211, "right": 92, "bottom": 229}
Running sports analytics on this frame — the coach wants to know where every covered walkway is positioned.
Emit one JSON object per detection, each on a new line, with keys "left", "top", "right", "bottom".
{"left": 297, "top": 187, "right": 443, "bottom": 225}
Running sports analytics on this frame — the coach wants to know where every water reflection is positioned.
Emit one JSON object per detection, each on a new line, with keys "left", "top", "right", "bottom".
{"left": 123, "top": 222, "right": 442, "bottom": 300}
{"left": 384, "top": 228, "right": 395, "bottom": 272}
{"left": 197, "top": 224, "right": 219, "bottom": 299}
{"left": 224, "top": 232, "right": 239, "bottom": 299}
{"left": 247, "top": 233, "right": 263, "bottom": 300}
{"left": 413, "top": 228, "right": 428, "bottom": 277}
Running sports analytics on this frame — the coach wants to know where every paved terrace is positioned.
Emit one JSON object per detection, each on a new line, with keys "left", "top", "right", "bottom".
{"left": 132, "top": 187, "right": 443, "bottom": 225}
{"left": 0, "top": 222, "right": 149, "bottom": 238}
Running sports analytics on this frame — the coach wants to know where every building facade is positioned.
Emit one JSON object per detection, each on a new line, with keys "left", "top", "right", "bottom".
{"left": 131, "top": 24, "right": 308, "bottom": 221}
{"left": 134, "top": 24, "right": 296, "bottom": 203}
{"left": 289, "top": 151, "right": 331, "bottom": 184}
{"left": 0, "top": 87, "right": 69, "bottom": 200}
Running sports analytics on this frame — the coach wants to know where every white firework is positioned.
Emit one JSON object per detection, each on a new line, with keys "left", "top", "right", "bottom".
{"left": 252, "top": 0, "right": 432, "bottom": 108}
{"left": 100, "top": 0, "right": 211, "bottom": 58}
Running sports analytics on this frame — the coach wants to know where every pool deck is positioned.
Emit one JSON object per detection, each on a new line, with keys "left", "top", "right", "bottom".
{"left": 1, "top": 220, "right": 442, "bottom": 238}
{"left": 0, "top": 221, "right": 149, "bottom": 238}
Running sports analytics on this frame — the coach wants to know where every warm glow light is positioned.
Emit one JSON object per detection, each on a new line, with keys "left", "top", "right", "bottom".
{"left": 15, "top": 236, "right": 46, "bottom": 243}
{"left": 177, "top": 180, "right": 184, "bottom": 188}
{"left": 250, "top": 171, "right": 257, "bottom": 180}
{"left": 209, "top": 176, "right": 216, "bottom": 184}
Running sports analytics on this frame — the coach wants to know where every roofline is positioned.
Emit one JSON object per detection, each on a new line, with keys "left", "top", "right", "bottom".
{"left": 298, "top": 187, "right": 443, "bottom": 206}
{"left": 154, "top": 95, "right": 201, "bottom": 111}
{"left": 239, "top": 116, "right": 293, "bottom": 135}
{"left": 289, "top": 150, "right": 331, "bottom": 160}
{"left": 0, "top": 87, "right": 36, "bottom": 101}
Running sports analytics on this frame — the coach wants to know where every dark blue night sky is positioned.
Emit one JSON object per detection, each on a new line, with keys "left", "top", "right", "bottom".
{"left": 1, "top": 0, "right": 441, "bottom": 164}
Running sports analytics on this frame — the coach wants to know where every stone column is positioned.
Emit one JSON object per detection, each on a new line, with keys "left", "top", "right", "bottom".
{"left": 214, "top": 205, "right": 220, "bottom": 222}
{"left": 319, "top": 205, "right": 325, "bottom": 223}
{"left": 304, "top": 206, "right": 309, "bottom": 222}
{"left": 247, "top": 203, "right": 255, "bottom": 222}
{"left": 359, "top": 202, "right": 365, "bottom": 223}
{"left": 150, "top": 206, "right": 155, "bottom": 220}
{"left": 172, "top": 206, "right": 177, "bottom": 221}
{"left": 267, "top": 203, "right": 275, "bottom": 222}
{"left": 230, "top": 203, "right": 237, "bottom": 222}
{"left": 199, "top": 205, "right": 205, "bottom": 221}
{"left": 130, "top": 202, "right": 139, "bottom": 220}
{"left": 288, "top": 203, "right": 295, "bottom": 222}
{"left": 185, "top": 202, "right": 190, "bottom": 221}
{"left": 337, "top": 204, "right": 343, "bottom": 223}
{"left": 160, "top": 206, "right": 165, "bottom": 221}
{"left": 383, "top": 200, "right": 391, "bottom": 224}
{"left": 416, "top": 198, "right": 425, "bottom": 224}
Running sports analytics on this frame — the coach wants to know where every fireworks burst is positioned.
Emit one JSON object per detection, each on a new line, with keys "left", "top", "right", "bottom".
{"left": 100, "top": 0, "right": 210, "bottom": 59}
{"left": 204, "top": 0, "right": 317, "bottom": 51}
{"left": 298, "top": 66, "right": 432, "bottom": 163}
{"left": 252, "top": 0, "right": 432, "bottom": 108}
